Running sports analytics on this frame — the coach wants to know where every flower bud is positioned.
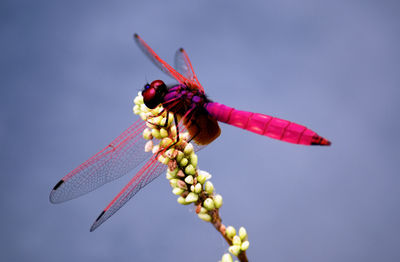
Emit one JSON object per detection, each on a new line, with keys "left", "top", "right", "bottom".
{"left": 142, "top": 128, "right": 153, "bottom": 140}
{"left": 166, "top": 172, "right": 174, "bottom": 180}
{"left": 232, "top": 235, "right": 241, "bottom": 246}
{"left": 172, "top": 187, "right": 184, "bottom": 195}
{"left": 169, "top": 179, "right": 178, "bottom": 188}
{"left": 226, "top": 226, "right": 236, "bottom": 239}
{"left": 190, "top": 185, "right": 195, "bottom": 192}
{"left": 190, "top": 153, "right": 198, "bottom": 168}
{"left": 184, "top": 143, "right": 194, "bottom": 155}
{"left": 177, "top": 196, "right": 190, "bottom": 205}
{"left": 197, "top": 213, "right": 212, "bottom": 222}
{"left": 184, "top": 175, "right": 194, "bottom": 184}
{"left": 133, "top": 105, "right": 140, "bottom": 114}
{"left": 159, "top": 128, "right": 169, "bottom": 138}
{"left": 169, "top": 125, "right": 177, "bottom": 138}
{"left": 197, "top": 170, "right": 212, "bottom": 182}
{"left": 203, "top": 198, "right": 215, "bottom": 211}
{"left": 144, "top": 140, "right": 153, "bottom": 152}
{"left": 240, "top": 241, "right": 250, "bottom": 251}
{"left": 179, "top": 157, "right": 188, "bottom": 167}
{"left": 160, "top": 137, "right": 173, "bottom": 148}
{"left": 176, "top": 151, "right": 184, "bottom": 162}
{"left": 168, "top": 167, "right": 178, "bottom": 176}
{"left": 213, "top": 194, "right": 223, "bottom": 208}
{"left": 176, "top": 170, "right": 185, "bottom": 178}
{"left": 140, "top": 112, "right": 147, "bottom": 121}
{"left": 151, "top": 145, "right": 159, "bottom": 154}
{"left": 157, "top": 155, "right": 169, "bottom": 165}
{"left": 204, "top": 181, "right": 214, "bottom": 195}
{"left": 221, "top": 253, "right": 233, "bottom": 262}
{"left": 198, "top": 207, "right": 207, "bottom": 214}
{"left": 185, "top": 192, "right": 198, "bottom": 203}
{"left": 185, "top": 164, "right": 196, "bottom": 176}
{"left": 239, "top": 227, "right": 247, "bottom": 241}
{"left": 134, "top": 96, "right": 143, "bottom": 105}
{"left": 177, "top": 180, "right": 188, "bottom": 190}
{"left": 228, "top": 245, "right": 241, "bottom": 256}
{"left": 151, "top": 128, "right": 161, "bottom": 139}
{"left": 194, "top": 183, "right": 202, "bottom": 194}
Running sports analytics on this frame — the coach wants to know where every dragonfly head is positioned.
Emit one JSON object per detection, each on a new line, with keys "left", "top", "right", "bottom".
{"left": 142, "top": 80, "right": 168, "bottom": 109}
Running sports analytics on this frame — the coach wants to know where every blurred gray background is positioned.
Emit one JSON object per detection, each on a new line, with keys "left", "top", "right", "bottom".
{"left": 1, "top": 0, "right": 399, "bottom": 261}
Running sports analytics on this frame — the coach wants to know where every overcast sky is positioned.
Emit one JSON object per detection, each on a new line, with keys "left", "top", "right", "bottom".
{"left": 1, "top": 1, "right": 400, "bottom": 261}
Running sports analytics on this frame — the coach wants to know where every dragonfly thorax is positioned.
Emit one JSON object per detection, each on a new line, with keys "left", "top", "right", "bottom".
{"left": 142, "top": 80, "right": 168, "bottom": 109}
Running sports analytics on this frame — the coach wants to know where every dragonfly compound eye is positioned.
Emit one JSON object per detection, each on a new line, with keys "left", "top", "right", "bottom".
{"left": 142, "top": 80, "right": 167, "bottom": 109}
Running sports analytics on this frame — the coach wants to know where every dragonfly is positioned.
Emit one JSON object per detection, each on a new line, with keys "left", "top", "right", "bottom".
{"left": 50, "top": 34, "right": 331, "bottom": 232}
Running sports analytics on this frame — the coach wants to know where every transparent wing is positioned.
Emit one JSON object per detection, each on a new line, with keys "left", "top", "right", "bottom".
{"left": 174, "top": 48, "right": 204, "bottom": 92}
{"left": 90, "top": 155, "right": 166, "bottom": 231}
{"left": 49, "top": 119, "right": 149, "bottom": 203}
{"left": 90, "top": 136, "right": 205, "bottom": 231}
{"left": 134, "top": 34, "right": 187, "bottom": 85}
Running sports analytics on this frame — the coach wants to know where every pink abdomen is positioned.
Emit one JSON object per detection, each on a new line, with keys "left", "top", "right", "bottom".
{"left": 205, "top": 102, "right": 330, "bottom": 146}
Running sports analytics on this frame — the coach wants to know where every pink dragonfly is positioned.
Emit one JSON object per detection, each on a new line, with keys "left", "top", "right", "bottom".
{"left": 50, "top": 34, "right": 331, "bottom": 231}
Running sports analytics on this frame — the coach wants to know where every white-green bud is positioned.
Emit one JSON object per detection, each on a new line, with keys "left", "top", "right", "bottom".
{"left": 194, "top": 183, "right": 202, "bottom": 194}
{"left": 203, "top": 198, "right": 215, "bottom": 211}
{"left": 221, "top": 253, "right": 233, "bottom": 262}
{"left": 151, "top": 128, "right": 161, "bottom": 139}
{"left": 197, "top": 213, "right": 212, "bottom": 222}
{"left": 169, "top": 179, "right": 178, "bottom": 188}
{"left": 198, "top": 207, "right": 207, "bottom": 214}
{"left": 240, "top": 241, "right": 250, "bottom": 251}
{"left": 204, "top": 181, "right": 214, "bottom": 195}
{"left": 133, "top": 96, "right": 143, "bottom": 105}
{"left": 133, "top": 105, "right": 140, "bottom": 114}
{"left": 197, "top": 170, "right": 212, "bottom": 182}
{"left": 185, "top": 192, "right": 198, "bottom": 203}
{"left": 159, "top": 128, "right": 169, "bottom": 138}
{"left": 226, "top": 226, "right": 236, "bottom": 239}
{"left": 144, "top": 140, "right": 153, "bottom": 152}
{"left": 166, "top": 172, "right": 174, "bottom": 180}
{"left": 140, "top": 112, "right": 147, "bottom": 121}
{"left": 179, "top": 157, "right": 188, "bottom": 167}
{"left": 172, "top": 187, "right": 184, "bottom": 195}
{"left": 177, "top": 196, "right": 190, "bottom": 205}
{"left": 176, "top": 151, "right": 184, "bottom": 162}
{"left": 142, "top": 128, "right": 153, "bottom": 140}
{"left": 190, "top": 185, "right": 195, "bottom": 192}
{"left": 232, "top": 235, "right": 241, "bottom": 246}
{"left": 181, "top": 132, "right": 190, "bottom": 141}
{"left": 228, "top": 245, "right": 241, "bottom": 256}
{"left": 184, "top": 143, "right": 194, "bottom": 155}
{"left": 213, "top": 194, "right": 223, "bottom": 208}
{"left": 165, "top": 148, "right": 176, "bottom": 159}
{"left": 167, "top": 167, "right": 179, "bottom": 177}
{"left": 185, "top": 164, "right": 196, "bottom": 176}
{"left": 190, "top": 153, "right": 198, "bottom": 168}
{"left": 157, "top": 155, "right": 169, "bottom": 165}
{"left": 151, "top": 145, "right": 160, "bottom": 154}
{"left": 160, "top": 137, "right": 173, "bottom": 148}
{"left": 239, "top": 227, "right": 247, "bottom": 241}
{"left": 184, "top": 175, "right": 194, "bottom": 184}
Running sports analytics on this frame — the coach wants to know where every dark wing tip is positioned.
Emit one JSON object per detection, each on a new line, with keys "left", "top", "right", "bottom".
{"left": 90, "top": 210, "right": 106, "bottom": 232}
{"left": 52, "top": 179, "right": 64, "bottom": 190}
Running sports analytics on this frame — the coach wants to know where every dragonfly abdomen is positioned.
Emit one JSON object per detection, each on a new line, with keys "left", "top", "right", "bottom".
{"left": 205, "top": 102, "right": 330, "bottom": 146}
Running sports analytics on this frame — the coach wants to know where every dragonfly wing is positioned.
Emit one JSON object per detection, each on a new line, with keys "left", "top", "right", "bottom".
{"left": 134, "top": 34, "right": 187, "bottom": 85}
{"left": 50, "top": 119, "right": 150, "bottom": 203}
{"left": 90, "top": 156, "right": 166, "bottom": 231}
{"left": 89, "top": 136, "right": 205, "bottom": 231}
{"left": 174, "top": 48, "right": 204, "bottom": 92}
